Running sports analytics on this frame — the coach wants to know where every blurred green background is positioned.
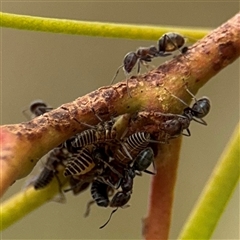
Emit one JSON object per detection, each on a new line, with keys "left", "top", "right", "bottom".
{"left": 1, "top": 1, "right": 239, "bottom": 239}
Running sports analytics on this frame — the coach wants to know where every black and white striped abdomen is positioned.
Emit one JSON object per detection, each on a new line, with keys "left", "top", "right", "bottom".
{"left": 72, "top": 129, "right": 97, "bottom": 149}
{"left": 113, "top": 132, "right": 151, "bottom": 165}
{"left": 91, "top": 180, "right": 109, "bottom": 207}
{"left": 126, "top": 132, "right": 150, "bottom": 152}
{"left": 64, "top": 148, "right": 95, "bottom": 177}
{"left": 34, "top": 167, "right": 54, "bottom": 190}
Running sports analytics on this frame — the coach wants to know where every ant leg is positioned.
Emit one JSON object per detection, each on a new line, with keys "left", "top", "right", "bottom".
{"left": 141, "top": 60, "right": 155, "bottom": 72}
{"left": 192, "top": 117, "right": 207, "bottom": 125}
{"left": 96, "top": 157, "right": 123, "bottom": 178}
{"left": 84, "top": 200, "right": 95, "bottom": 217}
{"left": 120, "top": 142, "right": 133, "bottom": 161}
{"left": 91, "top": 108, "right": 104, "bottom": 122}
{"left": 73, "top": 117, "right": 95, "bottom": 129}
{"left": 74, "top": 107, "right": 104, "bottom": 129}
{"left": 182, "top": 128, "right": 191, "bottom": 136}
{"left": 47, "top": 170, "right": 66, "bottom": 203}
{"left": 137, "top": 59, "right": 141, "bottom": 75}
{"left": 148, "top": 139, "right": 166, "bottom": 144}
{"left": 126, "top": 77, "right": 132, "bottom": 98}
{"left": 143, "top": 169, "right": 155, "bottom": 175}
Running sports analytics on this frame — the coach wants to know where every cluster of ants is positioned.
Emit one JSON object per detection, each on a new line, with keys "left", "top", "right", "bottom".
{"left": 24, "top": 32, "right": 210, "bottom": 228}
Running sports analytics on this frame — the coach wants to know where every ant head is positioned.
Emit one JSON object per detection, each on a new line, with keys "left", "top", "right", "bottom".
{"left": 191, "top": 97, "right": 211, "bottom": 118}
{"left": 110, "top": 192, "right": 131, "bottom": 208}
{"left": 123, "top": 51, "right": 138, "bottom": 74}
{"left": 29, "top": 100, "right": 47, "bottom": 113}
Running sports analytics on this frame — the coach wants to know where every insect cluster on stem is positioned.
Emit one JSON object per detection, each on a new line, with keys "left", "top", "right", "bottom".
{"left": 24, "top": 32, "right": 210, "bottom": 228}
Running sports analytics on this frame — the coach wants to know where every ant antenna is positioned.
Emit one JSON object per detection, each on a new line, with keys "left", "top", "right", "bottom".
{"left": 111, "top": 65, "right": 123, "bottom": 85}
{"left": 164, "top": 87, "right": 189, "bottom": 108}
{"left": 181, "top": 82, "right": 198, "bottom": 102}
{"left": 73, "top": 108, "right": 104, "bottom": 129}
{"left": 164, "top": 87, "right": 210, "bottom": 125}
{"left": 99, "top": 208, "right": 118, "bottom": 229}
{"left": 73, "top": 117, "right": 95, "bottom": 129}
{"left": 111, "top": 65, "right": 132, "bottom": 98}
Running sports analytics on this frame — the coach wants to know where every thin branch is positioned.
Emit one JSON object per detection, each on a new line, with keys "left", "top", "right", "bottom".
{"left": 178, "top": 121, "right": 240, "bottom": 239}
{"left": 0, "top": 174, "right": 69, "bottom": 231}
{"left": 143, "top": 138, "right": 182, "bottom": 239}
{"left": 0, "top": 12, "right": 239, "bottom": 198}
{"left": 0, "top": 12, "right": 210, "bottom": 41}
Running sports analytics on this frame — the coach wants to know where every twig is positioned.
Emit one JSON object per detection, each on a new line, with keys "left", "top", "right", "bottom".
{"left": 0, "top": 12, "right": 210, "bottom": 41}
{"left": 0, "top": 12, "right": 239, "bottom": 198}
{"left": 178, "top": 121, "right": 240, "bottom": 239}
{"left": 143, "top": 138, "right": 182, "bottom": 239}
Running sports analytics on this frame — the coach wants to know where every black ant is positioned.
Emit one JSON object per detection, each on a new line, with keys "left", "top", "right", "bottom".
{"left": 33, "top": 147, "right": 69, "bottom": 190}
{"left": 111, "top": 32, "right": 188, "bottom": 97}
{"left": 161, "top": 86, "right": 210, "bottom": 138}
{"left": 22, "top": 99, "right": 53, "bottom": 119}
{"left": 85, "top": 147, "right": 155, "bottom": 228}
{"left": 111, "top": 46, "right": 162, "bottom": 97}
{"left": 100, "top": 147, "right": 155, "bottom": 228}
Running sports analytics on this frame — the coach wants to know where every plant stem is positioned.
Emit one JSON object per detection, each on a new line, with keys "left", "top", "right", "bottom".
{"left": 178, "top": 122, "right": 240, "bottom": 239}
{"left": 0, "top": 175, "right": 68, "bottom": 231}
{"left": 143, "top": 138, "right": 182, "bottom": 239}
{"left": 0, "top": 12, "right": 209, "bottom": 41}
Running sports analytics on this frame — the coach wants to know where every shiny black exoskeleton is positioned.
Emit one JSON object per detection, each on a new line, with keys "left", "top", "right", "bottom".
{"left": 158, "top": 32, "right": 185, "bottom": 56}
{"left": 33, "top": 147, "right": 70, "bottom": 190}
{"left": 86, "top": 147, "right": 155, "bottom": 228}
{"left": 111, "top": 46, "right": 160, "bottom": 97}
{"left": 161, "top": 87, "right": 211, "bottom": 138}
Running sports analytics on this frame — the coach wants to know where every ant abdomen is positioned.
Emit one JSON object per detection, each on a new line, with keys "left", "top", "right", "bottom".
{"left": 191, "top": 97, "right": 211, "bottom": 119}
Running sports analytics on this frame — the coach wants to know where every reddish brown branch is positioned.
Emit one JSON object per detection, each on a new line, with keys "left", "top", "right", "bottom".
{"left": 143, "top": 138, "right": 182, "bottom": 239}
{"left": 0, "top": 13, "right": 239, "bottom": 199}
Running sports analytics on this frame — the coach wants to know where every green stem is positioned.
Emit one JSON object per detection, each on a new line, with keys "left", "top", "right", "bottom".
{"left": 0, "top": 175, "right": 68, "bottom": 231}
{"left": 178, "top": 122, "right": 240, "bottom": 239}
{"left": 0, "top": 12, "right": 210, "bottom": 42}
